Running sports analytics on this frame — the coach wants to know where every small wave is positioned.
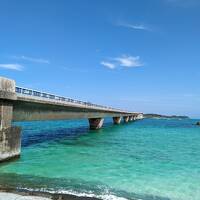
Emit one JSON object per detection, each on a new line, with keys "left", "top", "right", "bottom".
{"left": 18, "top": 187, "right": 129, "bottom": 200}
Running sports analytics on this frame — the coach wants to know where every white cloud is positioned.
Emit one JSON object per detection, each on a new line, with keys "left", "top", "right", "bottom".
{"left": 101, "top": 55, "right": 144, "bottom": 70}
{"left": 13, "top": 55, "right": 50, "bottom": 64}
{"left": 0, "top": 64, "right": 23, "bottom": 71}
{"left": 101, "top": 61, "right": 116, "bottom": 69}
{"left": 114, "top": 55, "right": 143, "bottom": 67}
{"left": 117, "top": 22, "right": 150, "bottom": 31}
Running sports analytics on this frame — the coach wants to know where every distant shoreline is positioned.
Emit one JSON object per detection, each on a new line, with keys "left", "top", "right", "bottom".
{"left": 143, "top": 114, "right": 189, "bottom": 119}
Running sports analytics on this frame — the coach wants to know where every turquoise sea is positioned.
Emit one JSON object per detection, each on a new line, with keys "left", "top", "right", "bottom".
{"left": 0, "top": 118, "right": 200, "bottom": 200}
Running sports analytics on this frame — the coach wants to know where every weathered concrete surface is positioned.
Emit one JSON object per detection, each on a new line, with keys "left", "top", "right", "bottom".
{"left": 0, "top": 101, "right": 13, "bottom": 129}
{"left": 89, "top": 118, "right": 104, "bottom": 130}
{"left": 0, "top": 77, "right": 16, "bottom": 129}
{"left": 113, "top": 117, "right": 121, "bottom": 124}
{"left": 0, "top": 77, "right": 16, "bottom": 100}
{"left": 13, "top": 98, "right": 134, "bottom": 122}
{"left": 13, "top": 100, "right": 131, "bottom": 122}
{"left": 0, "top": 126, "right": 21, "bottom": 162}
{"left": 0, "top": 100, "right": 21, "bottom": 162}
{"left": 0, "top": 77, "right": 21, "bottom": 162}
{"left": 123, "top": 116, "right": 129, "bottom": 123}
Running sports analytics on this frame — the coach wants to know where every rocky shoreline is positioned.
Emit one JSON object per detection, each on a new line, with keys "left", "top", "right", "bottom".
{"left": 0, "top": 188, "right": 101, "bottom": 200}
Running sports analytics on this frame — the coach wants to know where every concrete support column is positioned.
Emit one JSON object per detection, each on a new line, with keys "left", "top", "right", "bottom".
{"left": 0, "top": 77, "right": 21, "bottom": 162}
{"left": 113, "top": 117, "right": 121, "bottom": 125}
{"left": 88, "top": 118, "right": 104, "bottom": 130}
{"left": 129, "top": 116, "right": 134, "bottom": 122}
{"left": 123, "top": 116, "right": 129, "bottom": 123}
{"left": 0, "top": 101, "right": 13, "bottom": 129}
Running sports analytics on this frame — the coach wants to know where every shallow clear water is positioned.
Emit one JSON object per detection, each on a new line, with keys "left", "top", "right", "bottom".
{"left": 0, "top": 118, "right": 200, "bottom": 200}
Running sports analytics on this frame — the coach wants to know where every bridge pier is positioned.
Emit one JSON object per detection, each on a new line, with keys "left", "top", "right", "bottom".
{"left": 129, "top": 116, "right": 134, "bottom": 122}
{"left": 88, "top": 118, "right": 104, "bottom": 130}
{"left": 123, "top": 116, "right": 129, "bottom": 123}
{"left": 0, "top": 77, "right": 21, "bottom": 162}
{"left": 113, "top": 117, "right": 121, "bottom": 125}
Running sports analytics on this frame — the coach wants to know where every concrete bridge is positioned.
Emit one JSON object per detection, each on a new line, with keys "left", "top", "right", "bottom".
{"left": 0, "top": 77, "right": 143, "bottom": 162}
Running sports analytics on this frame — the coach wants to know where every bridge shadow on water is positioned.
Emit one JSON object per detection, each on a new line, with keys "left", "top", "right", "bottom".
{"left": 21, "top": 125, "right": 90, "bottom": 148}
{"left": 18, "top": 119, "right": 117, "bottom": 148}
{"left": 16, "top": 118, "right": 137, "bottom": 148}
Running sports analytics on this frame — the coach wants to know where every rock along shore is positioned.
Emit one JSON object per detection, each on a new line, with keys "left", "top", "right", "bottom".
{"left": 0, "top": 189, "right": 101, "bottom": 200}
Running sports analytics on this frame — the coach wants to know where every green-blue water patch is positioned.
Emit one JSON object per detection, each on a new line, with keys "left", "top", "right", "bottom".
{"left": 0, "top": 118, "right": 200, "bottom": 200}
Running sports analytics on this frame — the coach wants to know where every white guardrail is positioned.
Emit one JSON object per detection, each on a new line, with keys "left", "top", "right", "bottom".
{"left": 15, "top": 86, "right": 127, "bottom": 113}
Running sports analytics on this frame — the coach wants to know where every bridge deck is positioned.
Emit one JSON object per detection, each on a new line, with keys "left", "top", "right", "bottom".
{"left": 15, "top": 86, "right": 138, "bottom": 114}
{"left": 13, "top": 87, "right": 140, "bottom": 122}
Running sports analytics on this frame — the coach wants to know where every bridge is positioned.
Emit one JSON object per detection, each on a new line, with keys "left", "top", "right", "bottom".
{"left": 0, "top": 77, "right": 143, "bottom": 162}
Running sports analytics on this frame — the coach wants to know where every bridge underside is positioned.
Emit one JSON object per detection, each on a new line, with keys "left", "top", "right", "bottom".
{"left": 12, "top": 100, "right": 130, "bottom": 122}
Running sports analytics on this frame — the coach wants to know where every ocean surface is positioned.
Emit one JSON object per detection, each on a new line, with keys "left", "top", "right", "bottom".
{"left": 0, "top": 118, "right": 200, "bottom": 200}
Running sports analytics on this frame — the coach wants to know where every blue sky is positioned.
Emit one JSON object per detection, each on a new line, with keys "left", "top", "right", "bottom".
{"left": 0, "top": 0, "right": 200, "bottom": 118}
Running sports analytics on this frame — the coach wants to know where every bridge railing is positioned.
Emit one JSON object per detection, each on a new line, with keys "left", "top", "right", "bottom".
{"left": 15, "top": 86, "right": 125, "bottom": 112}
